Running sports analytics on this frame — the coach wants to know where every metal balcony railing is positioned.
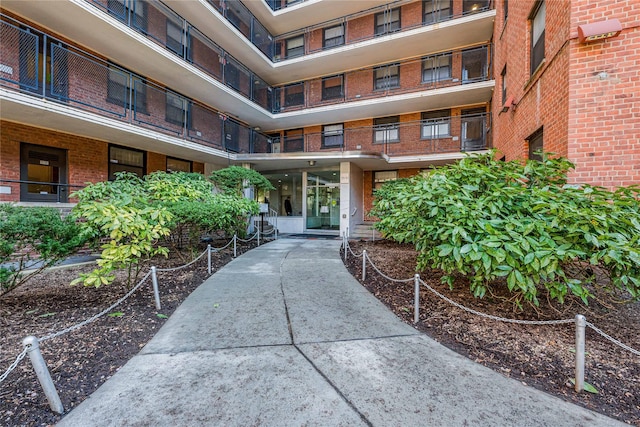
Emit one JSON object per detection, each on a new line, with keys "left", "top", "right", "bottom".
{"left": 0, "top": 14, "right": 490, "bottom": 158}
{"left": 259, "top": 113, "right": 491, "bottom": 156}
{"left": 272, "top": 45, "right": 492, "bottom": 113}
{"left": 0, "top": 15, "right": 269, "bottom": 155}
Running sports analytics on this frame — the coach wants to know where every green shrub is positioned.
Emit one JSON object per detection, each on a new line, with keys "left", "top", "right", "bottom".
{"left": 210, "top": 166, "right": 275, "bottom": 195}
{"left": 371, "top": 151, "right": 640, "bottom": 308}
{"left": 0, "top": 205, "right": 87, "bottom": 295}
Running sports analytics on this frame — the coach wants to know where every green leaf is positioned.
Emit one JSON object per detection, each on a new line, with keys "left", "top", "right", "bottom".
{"left": 156, "top": 313, "right": 168, "bottom": 319}
{"left": 108, "top": 311, "right": 124, "bottom": 318}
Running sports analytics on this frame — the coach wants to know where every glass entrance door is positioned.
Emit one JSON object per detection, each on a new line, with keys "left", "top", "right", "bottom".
{"left": 306, "top": 171, "right": 340, "bottom": 232}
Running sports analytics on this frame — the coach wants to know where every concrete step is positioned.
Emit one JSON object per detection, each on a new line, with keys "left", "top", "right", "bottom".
{"left": 350, "top": 223, "right": 382, "bottom": 240}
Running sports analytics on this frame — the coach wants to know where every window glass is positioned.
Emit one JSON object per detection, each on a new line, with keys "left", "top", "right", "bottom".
{"left": 374, "top": 116, "right": 400, "bottom": 143}
{"left": 286, "top": 35, "right": 304, "bottom": 58}
{"left": 374, "top": 170, "right": 398, "bottom": 190}
{"left": 109, "top": 145, "right": 145, "bottom": 180}
{"left": 322, "top": 75, "right": 343, "bottom": 100}
{"left": 284, "top": 129, "right": 304, "bottom": 152}
{"left": 166, "top": 92, "right": 187, "bottom": 126}
{"left": 284, "top": 83, "right": 304, "bottom": 107}
{"left": 422, "top": 53, "right": 451, "bottom": 83}
{"left": 423, "top": 0, "right": 451, "bottom": 24}
{"left": 322, "top": 124, "right": 344, "bottom": 147}
{"left": 461, "top": 47, "right": 487, "bottom": 83}
{"left": 531, "top": 1, "right": 545, "bottom": 73}
{"left": 375, "top": 8, "right": 400, "bottom": 36}
{"left": 166, "top": 20, "right": 182, "bottom": 54}
{"left": 421, "top": 110, "right": 451, "bottom": 139}
{"left": 528, "top": 129, "right": 544, "bottom": 160}
{"left": 374, "top": 64, "right": 400, "bottom": 90}
{"left": 167, "top": 157, "right": 191, "bottom": 172}
{"left": 323, "top": 25, "right": 344, "bottom": 48}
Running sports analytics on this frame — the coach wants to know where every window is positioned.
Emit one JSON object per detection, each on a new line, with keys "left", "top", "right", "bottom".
{"left": 323, "top": 25, "right": 344, "bottom": 48}
{"left": 284, "top": 83, "right": 304, "bottom": 107}
{"left": 322, "top": 124, "right": 344, "bottom": 148}
{"left": 421, "top": 110, "right": 451, "bottom": 139}
{"left": 374, "top": 64, "right": 400, "bottom": 90}
{"left": 107, "top": 67, "right": 147, "bottom": 113}
{"left": 284, "top": 129, "right": 304, "bottom": 152}
{"left": 530, "top": 1, "right": 546, "bottom": 74}
{"left": 461, "top": 47, "right": 487, "bottom": 83}
{"left": 108, "top": 0, "right": 147, "bottom": 32}
{"left": 322, "top": 75, "right": 343, "bottom": 100}
{"left": 109, "top": 145, "right": 145, "bottom": 180}
{"left": 422, "top": 53, "right": 451, "bottom": 83}
{"left": 461, "top": 108, "right": 486, "bottom": 151}
{"left": 528, "top": 128, "right": 544, "bottom": 160}
{"left": 375, "top": 8, "right": 400, "bottom": 36}
{"left": 501, "top": 66, "right": 507, "bottom": 105}
{"left": 423, "top": 0, "right": 451, "bottom": 24}
{"left": 463, "top": 0, "right": 489, "bottom": 14}
{"left": 166, "top": 20, "right": 182, "bottom": 55}
{"left": 166, "top": 157, "right": 191, "bottom": 173}
{"left": 374, "top": 171, "right": 398, "bottom": 190}
{"left": 374, "top": 116, "right": 400, "bottom": 143}
{"left": 165, "top": 92, "right": 189, "bottom": 127}
{"left": 285, "top": 35, "right": 304, "bottom": 58}
{"left": 20, "top": 143, "right": 68, "bottom": 202}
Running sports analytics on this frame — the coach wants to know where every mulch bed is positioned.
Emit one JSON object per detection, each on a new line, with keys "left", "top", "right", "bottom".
{"left": 343, "top": 240, "right": 640, "bottom": 426}
{"left": 1, "top": 238, "right": 638, "bottom": 426}
{"left": 0, "top": 240, "right": 257, "bottom": 427}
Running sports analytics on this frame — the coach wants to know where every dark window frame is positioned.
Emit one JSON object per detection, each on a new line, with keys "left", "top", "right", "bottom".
{"left": 284, "top": 83, "right": 304, "bottom": 107}
{"left": 108, "top": 144, "right": 146, "bottom": 181}
{"left": 421, "top": 109, "right": 451, "bottom": 139}
{"left": 106, "top": 66, "right": 147, "bottom": 114}
{"left": 501, "top": 65, "right": 507, "bottom": 105}
{"left": 166, "top": 19, "right": 183, "bottom": 55}
{"left": 285, "top": 34, "right": 304, "bottom": 58}
{"left": 322, "top": 123, "right": 344, "bottom": 148}
{"left": 165, "top": 91, "right": 191, "bottom": 128}
{"left": 166, "top": 156, "right": 192, "bottom": 173}
{"left": 528, "top": 127, "right": 544, "bottom": 160}
{"left": 374, "top": 63, "right": 400, "bottom": 90}
{"left": 530, "top": 1, "right": 546, "bottom": 75}
{"left": 422, "top": 0, "right": 452, "bottom": 24}
{"left": 321, "top": 74, "right": 344, "bottom": 100}
{"left": 374, "top": 8, "right": 401, "bottom": 36}
{"left": 461, "top": 47, "right": 488, "bottom": 83}
{"left": 373, "top": 116, "right": 400, "bottom": 144}
{"left": 421, "top": 52, "right": 452, "bottom": 83}
{"left": 373, "top": 170, "right": 399, "bottom": 192}
{"left": 323, "top": 24, "right": 344, "bottom": 49}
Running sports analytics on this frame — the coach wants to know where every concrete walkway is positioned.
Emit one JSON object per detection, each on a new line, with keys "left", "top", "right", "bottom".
{"left": 57, "top": 239, "right": 623, "bottom": 427}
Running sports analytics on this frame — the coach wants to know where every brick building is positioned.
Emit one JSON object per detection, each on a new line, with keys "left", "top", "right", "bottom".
{"left": 0, "top": 0, "right": 637, "bottom": 235}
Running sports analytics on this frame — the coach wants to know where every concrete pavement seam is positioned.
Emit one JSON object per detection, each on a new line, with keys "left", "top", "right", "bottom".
{"left": 293, "top": 332, "right": 421, "bottom": 346}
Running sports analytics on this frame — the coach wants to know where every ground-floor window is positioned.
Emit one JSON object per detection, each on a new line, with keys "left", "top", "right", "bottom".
{"left": 373, "top": 170, "right": 398, "bottom": 192}
{"left": 166, "top": 157, "right": 191, "bottom": 173}
{"left": 109, "top": 144, "right": 145, "bottom": 180}
{"left": 528, "top": 128, "right": 544, "bottom": 161}
{"left": 20, "top": 143, "right": 68, "bottom": 202}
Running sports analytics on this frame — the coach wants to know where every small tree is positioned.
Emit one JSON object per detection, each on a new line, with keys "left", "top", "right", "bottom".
{"left": 0, "top": 205, "right": 87, "bottom": 296}
{"left": 372, "top": 151, "right": 640, "bottom": 308}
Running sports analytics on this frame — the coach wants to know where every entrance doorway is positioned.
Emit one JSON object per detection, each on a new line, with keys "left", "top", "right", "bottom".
{"left": 20, "top": 143, "right": 68, "bottom": 202}
{"left": 306, "top": 171, "right": 340, "bottom": 232}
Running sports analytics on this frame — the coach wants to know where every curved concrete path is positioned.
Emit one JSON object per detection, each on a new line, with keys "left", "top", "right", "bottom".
{"left": 58, "top": 239, "right": 623, "bottom": 427}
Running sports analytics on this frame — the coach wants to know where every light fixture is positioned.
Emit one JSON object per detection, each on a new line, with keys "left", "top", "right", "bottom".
{"left": 308, "top": 160, "right": 316, "bottom": 166}
{"left": 578, "top": 19, "right": 622, "bottom": 43}
{"left": 501, "top": 96, "right": 516, "bottom": 113}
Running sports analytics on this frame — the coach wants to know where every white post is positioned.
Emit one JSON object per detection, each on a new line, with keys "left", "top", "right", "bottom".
{"left": 233, "top": 234, "right": 237, "bottom": 258}
{"left": 23, "top": 336, "right": 64, "bottom": 414}
{"left": 151, "top": 266, "right": 161, "bottom": 310}
{"left": 207, "top": 244, "right": 212, "bottom": 275}
{"left": 575, "top": 314, "right": 586, "bottom": 392}
{"left": 413, "top": 274, "right": 420, "bottom": 324}
{"left": 362, "top": 250, "right": 367, "bottom": 281}
{"left": 257, "top": 228, "right": 261, "bottom": 246}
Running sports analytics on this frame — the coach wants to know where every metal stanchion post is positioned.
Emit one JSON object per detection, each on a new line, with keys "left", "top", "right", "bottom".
{"left": 151, "top": 266, "right": 161, "bottom": 310}
{"left": 414, "top": 274, "right": 420, "bottom": 324}
{"left": 207, "top": 244, "right": 212, "bottom": 275}
{"left": 362, "top": 250, "right": 367, "bottom": 281}
{"left": 22, "top": 336, "right": 64, "bottom": 414}
{"left": 233, "top": 234, "right": 237, "bottom": 258}
{"left": 575, "top": 314, "right": 586, "bottom": 392}
{"left": 257, "top": 228, "right": 260, "bottom": 246}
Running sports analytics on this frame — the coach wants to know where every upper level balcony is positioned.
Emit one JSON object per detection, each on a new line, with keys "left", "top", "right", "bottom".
{"left": 0, "top": 17, "right": 490, "bottom": 170}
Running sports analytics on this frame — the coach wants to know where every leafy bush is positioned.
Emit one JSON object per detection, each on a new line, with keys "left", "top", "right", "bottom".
{"left": 0, "top": 205, "right": 87, "bottom": 295}
{"left": 210, "top": 166, "right": 275, "bottom": 195}
{"left": 372, "top": 152, "right": 640, "bottom": 308}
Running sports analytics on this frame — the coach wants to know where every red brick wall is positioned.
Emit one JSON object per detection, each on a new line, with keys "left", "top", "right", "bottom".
{"left": 492, "top": 0, "right": 570, "bottom": 163}
{"left": 0, "top": 121, "right": 108, "bottom": 202}
{"left": 567, "top": 0, "right": 640, "bottom": 188}
{"left": 362, "top": 167, "right": 422, "bottom": 218}
{"left": 493, "top": 0, "right": 639, "bottom": 189}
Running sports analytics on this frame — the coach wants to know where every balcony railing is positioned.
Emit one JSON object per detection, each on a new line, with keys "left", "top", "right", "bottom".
{"left": 262, "top": 113, "right": 491, "bottom": 156}
{"left": 273, "top": 0, "right": 493, "bottom": 61}
{"left": 272, "top": 45, "right": 492, "bottom": 112}
{"left": 0, "top": 15, "right": 268, "bottom": 155}
{"left": 0, "top": 15, "right": 490, "bottom": 159}
{"left": 265, "top": 0, "right": 308, "bottom": 12}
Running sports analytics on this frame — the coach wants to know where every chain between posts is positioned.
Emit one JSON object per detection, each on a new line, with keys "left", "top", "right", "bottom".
{"left": 0, "top": 347, "right": 28, "bottom": 384}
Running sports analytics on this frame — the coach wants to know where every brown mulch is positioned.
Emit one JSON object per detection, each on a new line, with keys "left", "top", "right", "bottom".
{"left": 0, "top": 240, "right": 257, "bottom": 427}
{"left": 343, "top": 240, "right": 640, "bottom": 426}
{"left": 1, "top": 238, "right": 639, "bottom": 426}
